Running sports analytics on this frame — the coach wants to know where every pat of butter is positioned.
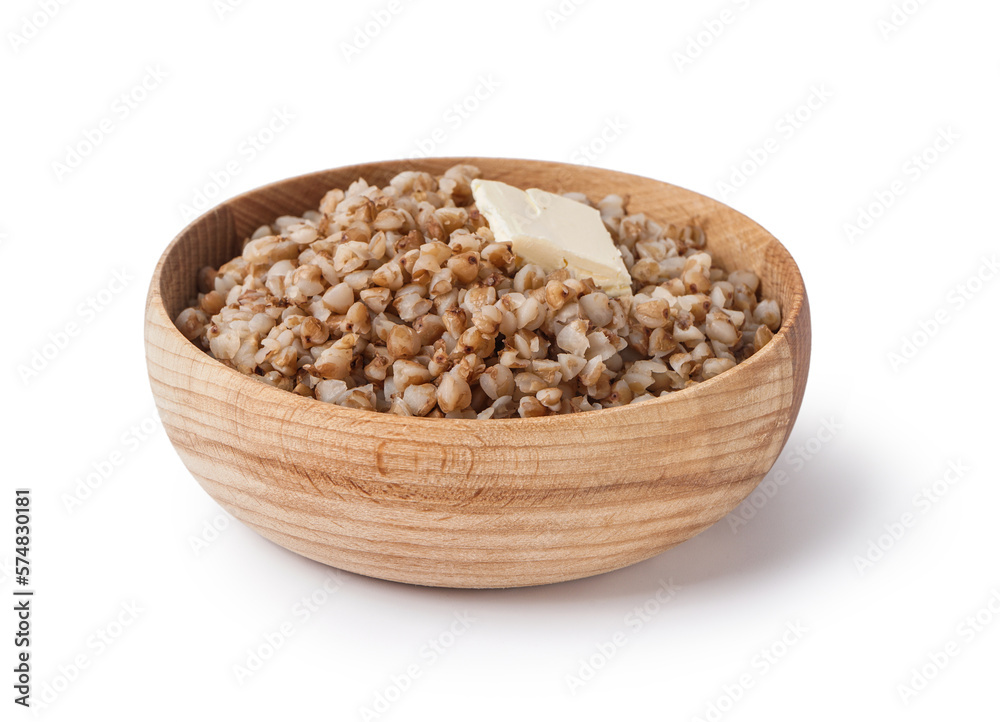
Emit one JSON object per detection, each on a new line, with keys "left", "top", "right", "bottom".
{"left": 471, "top": 179, "right": 633, "bottom": 297}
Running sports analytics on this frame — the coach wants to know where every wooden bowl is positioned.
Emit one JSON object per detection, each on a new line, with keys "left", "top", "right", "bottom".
{"left": 145, "top": 158, "right": 810, "bottom": 588}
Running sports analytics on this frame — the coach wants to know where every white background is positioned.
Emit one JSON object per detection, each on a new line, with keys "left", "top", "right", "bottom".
{"left": 3, "top": 0, "right": 999, "bottom": 720}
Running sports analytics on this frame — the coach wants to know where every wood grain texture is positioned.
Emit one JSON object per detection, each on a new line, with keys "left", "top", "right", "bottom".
{"left": 144, "top": 158, "right": 811, "bottom": 588}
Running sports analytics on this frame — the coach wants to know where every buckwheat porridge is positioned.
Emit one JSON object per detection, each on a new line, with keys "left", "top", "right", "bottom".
{"left": 176, "top": 164, "right": 780, "bottom": 418}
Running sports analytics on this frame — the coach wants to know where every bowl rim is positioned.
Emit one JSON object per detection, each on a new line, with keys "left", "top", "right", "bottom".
{"left": 147, "top": 156, "right": 808, "bottom": 428}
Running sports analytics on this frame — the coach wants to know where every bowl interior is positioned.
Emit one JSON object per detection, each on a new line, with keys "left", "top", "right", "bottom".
{"left": 156, "top": 158, "right": 805, "bottom": 341}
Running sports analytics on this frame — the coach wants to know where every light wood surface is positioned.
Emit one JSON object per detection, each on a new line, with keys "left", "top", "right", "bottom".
{"left": 144, "top": 158, "right": 811, "bottom": 588}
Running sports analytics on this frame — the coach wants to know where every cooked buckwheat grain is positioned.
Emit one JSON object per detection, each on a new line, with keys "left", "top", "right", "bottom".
{"left": 178, "top": 165, "right": 781, "bottom": 418}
